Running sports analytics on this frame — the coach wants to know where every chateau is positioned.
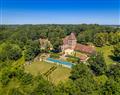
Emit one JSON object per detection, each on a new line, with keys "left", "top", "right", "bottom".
{"left": 61, "top": 32, "right": 95, "bottom": 60}
{"left": 61, "top": 32, "right": 77, "bottom": 55}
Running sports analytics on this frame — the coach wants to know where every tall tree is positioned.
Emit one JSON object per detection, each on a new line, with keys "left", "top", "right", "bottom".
{"left": 88, "top": 52, "right": 107, "bottom": 76}
{"left": 94, "top": 33, "right": 107, "bottom": 47}
{"left": 108, "top": 32, "right": 120, "bottom": 45}
{"left": 0, "top": 43, "right": 22, "bottom": 61}
{"left": 24, "top": 40, "right": 40, "bottom": 61}
{"left": 113, "top": 43, "right": 120, "bottom": 61}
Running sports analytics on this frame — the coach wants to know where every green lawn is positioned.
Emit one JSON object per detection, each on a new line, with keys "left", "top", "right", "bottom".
{"left": 25, "top": 61, "right": 71, "bottom": 85}
{"left": 96, "top": 45, "right": 116, "bottom": 65}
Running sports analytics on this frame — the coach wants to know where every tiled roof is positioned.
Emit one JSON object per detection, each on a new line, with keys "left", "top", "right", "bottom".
{"left": 68, "top": 32, "right": 76, "bottom": 40}
{"left": 63, "top": 32, "right": 76, "bottom": 45}
{"left": 75, "top": 44, "right": 95, "bottom": 54}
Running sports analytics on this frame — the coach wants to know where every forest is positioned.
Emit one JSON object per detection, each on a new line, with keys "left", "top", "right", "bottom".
{"left": 0, "top": 24, "right": 120, "bottom": 95}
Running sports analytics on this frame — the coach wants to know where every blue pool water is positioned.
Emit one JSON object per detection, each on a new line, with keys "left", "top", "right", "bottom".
{"left": 46, "top": 58, "right": 74, "bottom": 68}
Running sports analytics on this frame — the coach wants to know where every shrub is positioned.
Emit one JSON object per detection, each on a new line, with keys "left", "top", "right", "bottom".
{"left": 50, "top": 53, "right": 60, "bottom": 59}
{"left": 66, "top": 56, "right": 80, "bottom": 63}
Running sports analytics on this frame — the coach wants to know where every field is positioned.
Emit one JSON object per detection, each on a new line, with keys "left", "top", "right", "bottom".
{"left": 96, "top": 45, "right": 116, "bottom": 65}
{"left": 25, "top": 61, "right": 71, "bottom": 85}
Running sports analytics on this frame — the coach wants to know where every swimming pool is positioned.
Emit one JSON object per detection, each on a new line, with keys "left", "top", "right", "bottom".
{"left": 46, "top": 58, "right": 74, "bottom": 68}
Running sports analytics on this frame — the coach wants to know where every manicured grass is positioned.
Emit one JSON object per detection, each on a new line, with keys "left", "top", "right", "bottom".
{"left": 25, "top": 62, "right": 53, "bottom": 75}
{"left": 49, "top": 66, "right": 71, "bottom": 84}
{"left": 96, "top": 45, "right": 116, "bottom": 65}
{"left": 25, "top": 61, "right": 71, "bottom": 85}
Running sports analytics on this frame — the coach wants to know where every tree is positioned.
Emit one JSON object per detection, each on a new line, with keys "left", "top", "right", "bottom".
{"left": 0, "top": 69, "right": 11, "bottom": 85}
{"left": 74, "top": 77, "right": 98, "bottom": 95}
{"left": 20, "top": 73, "right": 33, "bottom": 85}
{"left": 8, "top": 45, "right": 22, "bottom": 60}
{"left": 70, "top": 64, "right": 98, "bottom": 95}
{"left": 0, "top": 43, "right": 22, "bottom": 61}
{"left": 106, "top": 64, "right": 120, "bottom": 82}
{"left": 0, "top": 50, "right": 7, "bottom": 61}
{"left": 84, "top": 30, "right": 95, "bottom": 43}
{"left": 50, "top": 37, "right": 62, "bottom": 51}
{"left": 39, "top": 29, "right": 48, "bottom": 38}
{"left": 88, "top": 52, "right": 107, "bottom": 76}
{"left": 113, "top": 43, "right": 120, "bottom": 61}
{"left": 56, "top": 80, "right": 80, "bottom": 95}
{"left": 101, "top": 79, "right": 120, "bottom": 95}
{"left": 24, "top": 40, "right": 40, "bottom": 61}
{"left": 8, "top": 88, "right": 23, "bottom": 95}
{"left": 30, "top": 76, "right": 55, "bottom": 95}
{"left": 94, "top": 33, "right": 107, "bottom": 47}
{"left": 108, "top": 32, "right": 120, "bottom": 45}
{"left": 77, "top": 33, "right": 86, "bottom": 44}
{"left": 103, "top": 64, "right": 120, "bottom": 95}
{"left": 70, "top": 63, "right": 93, "bottom": 80}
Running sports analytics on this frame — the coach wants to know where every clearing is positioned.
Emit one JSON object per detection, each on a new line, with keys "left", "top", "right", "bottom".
{"left": 25, "top": 61, "right": 71, "bottom": 85}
